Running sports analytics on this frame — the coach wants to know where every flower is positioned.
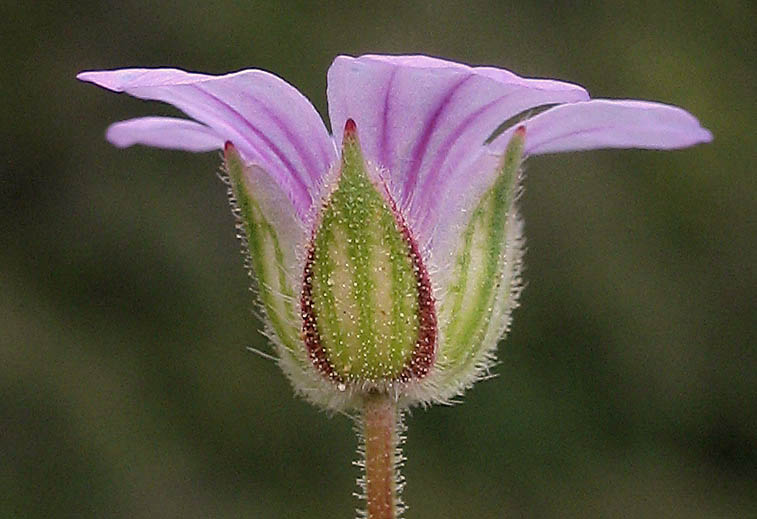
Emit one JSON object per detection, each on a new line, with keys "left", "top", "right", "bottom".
{"left": 78, "top": 55, "right": 711, "bottom": 411}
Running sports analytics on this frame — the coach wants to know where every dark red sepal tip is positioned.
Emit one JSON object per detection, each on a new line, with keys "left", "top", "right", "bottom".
{"left": 343, "top": 118, "right": 357, "bottom": 139}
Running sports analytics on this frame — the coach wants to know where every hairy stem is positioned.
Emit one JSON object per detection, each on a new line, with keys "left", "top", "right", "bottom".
{"left": 360, "top": 393, "right": 401, "bottom": 519}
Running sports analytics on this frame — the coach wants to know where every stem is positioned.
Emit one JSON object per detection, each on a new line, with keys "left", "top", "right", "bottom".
{"left": 360, "top": 392, "right": 401, "bottom": 519}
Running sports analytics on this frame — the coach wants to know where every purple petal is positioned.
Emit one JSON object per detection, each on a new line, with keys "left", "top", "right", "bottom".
{"left": 106, "top": 117, "right": 224, "bottom": 151}
{"left": 490, "top": 99, "right": 713, "bottom": 155}
{"left": 425, "top": 151, "right": 504, "bottom": 258}
{"left": 78, "top": 68, "right": 336, "bottom": 220}
{"left": 326, "top": 54, "right": 588, "bottom": 238}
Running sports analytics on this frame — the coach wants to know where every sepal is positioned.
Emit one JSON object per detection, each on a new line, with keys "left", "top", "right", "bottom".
{"left": 430, "top": 128, "right": 526, "bottom": 402}
{"left": 224, "top": 143, "right": 338, "bottom": 406}
{"left": 302, "top": 121, "right": 437, "bottom": 394}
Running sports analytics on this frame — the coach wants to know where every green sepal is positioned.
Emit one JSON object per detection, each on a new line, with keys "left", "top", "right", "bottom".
{"left": 436, "top": 128, "right": 525, "bottom": 391}
{"left": 306, "top": 128, "right": 424, "bottom": 384}
{"left": 223, "top": 143, "right": 306, "bottom": 368}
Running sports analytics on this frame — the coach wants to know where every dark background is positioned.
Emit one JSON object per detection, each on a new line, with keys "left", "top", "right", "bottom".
{"left": 2, "top": 1, "right": 755, "bottom": 517}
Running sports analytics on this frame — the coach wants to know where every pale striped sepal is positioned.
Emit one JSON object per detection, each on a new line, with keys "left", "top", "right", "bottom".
{"left": 223, "top": 143, "right": 311, "bottom": 379}
{"left": 302, "top": 121, "right": 436, "bottom": 392}
{"left": 433, "top": 128, "right": 526, "bottom": 401}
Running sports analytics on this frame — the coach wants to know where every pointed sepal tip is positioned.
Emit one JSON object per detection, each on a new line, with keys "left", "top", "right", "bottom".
{"left": 343, "top": 118, "right": 357, "bottom": 139}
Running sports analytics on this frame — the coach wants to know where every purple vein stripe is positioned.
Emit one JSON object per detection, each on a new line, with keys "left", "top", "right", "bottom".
{"left": 415, "top": 90, "right": 518, "bottom": 211}
{"left": 378, "top": 68, "right": 399, "bottom": 168}
{"left": 190, "top": 85, "right": 312, "bottom": 208}
{"left": 401, "top": 74, "right": 473, "bottom": 206}
{"left": 239, "top": 91, "right": 330, "bottom": 184}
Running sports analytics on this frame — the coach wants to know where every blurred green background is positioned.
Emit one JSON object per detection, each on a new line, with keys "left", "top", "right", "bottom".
{"left": 2, "top": 1, "right": 755, "bottom": 517}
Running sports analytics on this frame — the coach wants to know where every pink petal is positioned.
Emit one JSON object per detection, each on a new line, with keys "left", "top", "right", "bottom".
{"left": 490, "top": 99, "right": 713, "bottom": 155}
{"left": 78, "top": 68, "right": 336, "bottom": 220}
{"left": 106, "top": 117, "right": 224, "bottom": 151}
{"left": 326, "top": 54, "right": 588, "bottom": 240}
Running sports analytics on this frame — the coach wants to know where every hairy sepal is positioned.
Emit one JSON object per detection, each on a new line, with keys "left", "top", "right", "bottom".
{"left": 224, "top": 143, "right": 358, "bottom": 410}
{"left": 410, "top": 129, "right": 525, "bottom": 406}
{"left": 303, "top": 123, "right": 436, "bottom": 396}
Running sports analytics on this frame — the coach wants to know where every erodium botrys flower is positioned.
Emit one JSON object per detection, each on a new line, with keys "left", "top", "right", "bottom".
{"left": 79, "top": 54, "right": 711, "bottom": 518}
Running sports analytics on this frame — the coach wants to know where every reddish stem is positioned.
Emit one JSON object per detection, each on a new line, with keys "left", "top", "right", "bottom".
{"left": 362, "top": 393, "right": 399, "bottom": 519}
